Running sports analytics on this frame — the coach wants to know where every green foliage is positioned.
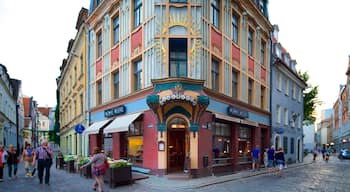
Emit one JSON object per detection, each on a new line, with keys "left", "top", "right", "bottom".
{"left": 51, "top": 89, "right": 61, "bottom": 145}
{"left": 109, "top": 161, "right": 131, "bottom": 168}
{"left": 298, "top": 71, "right": 320, "bottom": 125}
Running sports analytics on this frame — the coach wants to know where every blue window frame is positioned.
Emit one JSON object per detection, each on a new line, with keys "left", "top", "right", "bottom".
{"left": 248, "top": 29, "right": 253, "bottom": 56}
{"left": 232, "top": 14, "right": 238, "bottom": 44}
{"left": 113, "top": 17, "right": 119, "bottom": 45}
{"left": 169, "top": 38, "right": 187, "bottom": 78}
{"left": 283, "top": 136, "right": 288, "bottom": 154}
{"left": 133, "top": 59, "right": 142, "bottom": 91}
{"left": 211, "top": 0, "right": 220, "bottom": 28}
{"left": 97, "top": 32, "right": 102, "bottom": 58}
{"left": 232, "top": 70, "right": 238, "bottom": 99}
{"left": 211, "top": 59, "right": 220, "bottom": 91}
{"left": 97, "top": 81, "right": 102, "bottom": 105}
{"left": 261, "top": 40, "right": 266, "bottom": 65}
{"left": 248, "top": 78, "right": 253, "bottom": 104}
{"left": 113, "top": 71, "right": 119, "bottom": 99}
{"left": 134, "top": 0, "right": 142, "bottom": 28}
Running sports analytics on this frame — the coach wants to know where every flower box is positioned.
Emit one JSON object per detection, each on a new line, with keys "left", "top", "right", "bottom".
{"left": 65, "top": 160, "right": 75, "bottom": 173}
{"left": 56, "top": 156, "right": 64, "bottom": 169}
{"left": 80, "top": 164, "right": 92, "bottom": 179}
{"left": 104, "top": 166, "right": 132, "bottom": 188}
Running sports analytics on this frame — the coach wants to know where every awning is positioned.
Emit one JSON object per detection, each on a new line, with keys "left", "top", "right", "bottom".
{"left": 84, "top": 119, "right": 111, "bottom": 135}
{"left": 104, "top": 112, "right": 143, "bottom": 134}
{"left": 214, "top": 113, "right": 241, "bottom": 123}
{"left": 214, "top": 113, "right": 258, "bottom": 127}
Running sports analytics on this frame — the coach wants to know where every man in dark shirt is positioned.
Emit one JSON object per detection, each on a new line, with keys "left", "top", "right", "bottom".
{"left": 7, "top": 144, "right": 19, "bottom": 179}
{"left": 252, "top": 145, "right": 260, "bottom": 171}
{"left": 267, "top": 146, "right": 275, "bottom": 173}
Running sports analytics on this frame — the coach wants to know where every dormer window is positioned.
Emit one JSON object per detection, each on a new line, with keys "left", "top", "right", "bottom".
{"left": 283, "top": 54, "right": 290, "bottom": 65}
{"left": 259, "top": 0, "right": 264, "bottom": 13}
{"left": 96, "top": 0, "right": 101, "bottom": 7}
{"left": 275, "top": 44, "right": 281, "bottom": 57}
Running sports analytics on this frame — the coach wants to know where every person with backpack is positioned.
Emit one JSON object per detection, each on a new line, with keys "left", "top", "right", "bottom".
{"left": 22, "top": 143, "right": 35, "bottom": 177}
{"left": 7, "top": 144, "right": 19, "bottom": 180}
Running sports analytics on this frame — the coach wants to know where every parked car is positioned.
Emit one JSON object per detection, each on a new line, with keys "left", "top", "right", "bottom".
{"left": 339, "top": 149, "right": 350, "bottom": 159}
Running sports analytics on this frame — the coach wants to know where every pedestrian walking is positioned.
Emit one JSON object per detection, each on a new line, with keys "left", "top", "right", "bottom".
{"left": 7, "top": 144, "right": 19, "bottom": 180}
{"left": 267, "top": 146, "right": 275, "bottom": 174}
{"left": 275, "top": 147, "right": 285, "bottom": 177}
{"left": 32, "top": 140, "right": 54, "bottom": 185}
{"left": 251, "top": 145, "right": 260, "bottom": 171}
{"left": 321, "top": 148, "right": 326, "bottom": 160}
{"left": 80, "top": 147, "right": 107, "bottom": 192}
{"left": 263, "top": 148, "right": 268, "bottom": 168}
{"left": 0, "top": 145, "right": 8, "bottom": 182}
{"left": 313, "top": 148, "right": 318, "bottom": 161}
{"left": 22, "top": 143, "right": 35, "bottom": 177}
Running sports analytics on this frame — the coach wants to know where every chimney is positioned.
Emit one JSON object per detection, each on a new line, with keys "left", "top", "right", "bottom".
{"left": 273, "top": 24, "right": 279, "bottom": 41}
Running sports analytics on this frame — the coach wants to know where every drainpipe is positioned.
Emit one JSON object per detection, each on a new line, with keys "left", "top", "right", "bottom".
{"left": 84, "top": 28, "right": 91, "bottom": 157}
{"left": 269, "top": 34, "right": 273, "bottom": 146}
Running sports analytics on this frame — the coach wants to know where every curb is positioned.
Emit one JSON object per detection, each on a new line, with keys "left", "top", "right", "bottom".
{"left": 139, "top": 160, "right": 314, "bottom": 190}
{"left": 195, "top": 161, "right": 314, "bottom": 189}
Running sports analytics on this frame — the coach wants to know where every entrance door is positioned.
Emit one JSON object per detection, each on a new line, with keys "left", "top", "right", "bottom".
{"left": 168, "top": 129, "right": 185, "bottom": 172}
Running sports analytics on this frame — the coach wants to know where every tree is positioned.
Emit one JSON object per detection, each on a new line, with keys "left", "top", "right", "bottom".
{"left": 299, "top": 71, "right": 320, "bottom": 125}
{"left": 49, "top": 89, "right": 60, "bottom": 145}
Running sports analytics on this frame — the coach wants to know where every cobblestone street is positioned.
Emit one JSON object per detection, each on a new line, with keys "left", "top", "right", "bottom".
{"left": 0, "top": 155, "right": 349, "bottom": 192}
{"left": 195, "top": 156, "right": 350, "bottom": 192}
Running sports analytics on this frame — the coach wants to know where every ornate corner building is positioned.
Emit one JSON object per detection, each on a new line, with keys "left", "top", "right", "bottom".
{"left": 81, "top": 0, "right": 272, "bottom": 177}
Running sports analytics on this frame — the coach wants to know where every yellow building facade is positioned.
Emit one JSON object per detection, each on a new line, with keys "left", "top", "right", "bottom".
{"left": 58, "top": 8, "right": 88, "bottom": 156}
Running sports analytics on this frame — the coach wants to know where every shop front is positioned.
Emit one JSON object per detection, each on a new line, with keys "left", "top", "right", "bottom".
{"left": 211, "top": 106, "right": 270, "bottom": 172}
{"left": 87, "top": 77, "right": 269, "bottom": 177}
{"left": 147, "top": 78, "right": 210, "bottom": 177}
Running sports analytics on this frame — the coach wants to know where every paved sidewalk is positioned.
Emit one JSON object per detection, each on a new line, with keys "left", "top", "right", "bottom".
{"left": 136, "top": 154, "right": 314, "bottom": 190}
{"left": 0, "top": 154, "right": 315, "bottom": 191}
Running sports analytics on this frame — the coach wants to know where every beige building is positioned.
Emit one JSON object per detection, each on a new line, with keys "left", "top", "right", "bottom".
{"left": 37, "top": 109, "right": 50, "bottom": 143}
{"left": 57, "top": 8, "right": 88, "bottom": 156}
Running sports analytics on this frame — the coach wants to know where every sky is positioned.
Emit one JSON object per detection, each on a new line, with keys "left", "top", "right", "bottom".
{"left": 0, "top": 0, "right": 90, "bottom": 107}
{"left": 268, "top": 0, "right": 350, "bottom": 114}
{"left": 0, "top": 1, "right": 349, "bottom": 113}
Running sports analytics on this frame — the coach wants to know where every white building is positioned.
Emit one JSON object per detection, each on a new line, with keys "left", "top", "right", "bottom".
{"left": 303, "top": 124, "right": 315, "bottom": 152}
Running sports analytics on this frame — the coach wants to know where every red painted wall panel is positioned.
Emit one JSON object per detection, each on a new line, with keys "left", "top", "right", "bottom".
{"left": 261, "top": 67, "right": 266, "bottom": 81}
{"left": 142, "top": 110, "right": 158, "bottom": 169}
{"left": 96, "top": 58, "right": 102, "bottom": 76}
{"left": 248, "top": 57, "right": 254, "bottom": 74}
{"left": 111, "top": 45, "right": 119, "bottom": 65}
{"left": 232, "top": 44, "right": 240, "bottom": 62}
{"left": 89, "top": 134, "right": 98, "bottom": 156}
{"left": 198, "top": 112, "right": 213, "bottom": 168}
{"left": 112, "top": 132, "right": 121, "bottom": 160}
{"left": 131, "top": 27, "right": 142, "bottom": 55}
{"left": 211, "top": 27, "right": 222, "bottom": 53}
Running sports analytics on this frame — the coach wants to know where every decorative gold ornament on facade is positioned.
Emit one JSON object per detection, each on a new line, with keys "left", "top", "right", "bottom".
{"left": 155, "top": 13, "right": 201, "bottom": 68}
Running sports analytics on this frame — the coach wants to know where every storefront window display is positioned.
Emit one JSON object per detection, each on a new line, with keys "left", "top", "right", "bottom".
{"left": 128, "top": 118, "right": 143, "bottom": 166}
{"left": 212, "top": 122, "right": 231, "bottom": 159}
{"left": 238, "top": 127, "right": 252, "bottom": 163}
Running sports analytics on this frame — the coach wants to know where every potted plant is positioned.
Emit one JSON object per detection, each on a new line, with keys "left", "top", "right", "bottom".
{"left": 104, "top": 160, "right": 132, "bottom": 188}
{"left": 55, "top": 152, "right": 64, "bottom": 169}
{"left": 78, "top": 157, "right": 91, "bottom": 178}
{"left": 64, "top": 155, "right": 76, "bottom": 173}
